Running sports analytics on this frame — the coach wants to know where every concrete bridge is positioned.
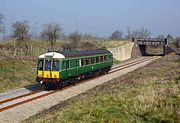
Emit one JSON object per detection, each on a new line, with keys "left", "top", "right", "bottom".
{"left": 109, "top": 38, "right": 174, "bottom": 61}
{"left": 131, "top": 38, "right": 174, "bottom": 58}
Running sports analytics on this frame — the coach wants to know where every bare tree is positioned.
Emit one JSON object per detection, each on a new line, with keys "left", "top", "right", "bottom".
{"left": 126, "top": 26, "right": 131, "bottom": 39}
{"left": 110, "top": 30, "right": 123, "bottom": 40}
{"left": 41, "top": 23, "right": 63, "bottom": 50}
{"left": 11, "top": 20, "right": 31, "bottom": 41}
{"left": 126, "top": 27, "right": 151, "bottom": 39}
{"left": 11, "top": 20, "right": 31, "bottom": 54}
{"left": 156, "top": 34, "right": 165, "bottom": 39}
{"left": 68, "top": 31, "right": 81, "bottom": 50}
{"left": 131, "top": 28, "right": 151, "bottom": 38}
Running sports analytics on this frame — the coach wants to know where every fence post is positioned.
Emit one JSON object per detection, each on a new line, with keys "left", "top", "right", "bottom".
{"left": 20, "top": 48, "right": 23, "bottom": 58}
{"left": 14, "top": 48, "right": 17, "bottom": 57}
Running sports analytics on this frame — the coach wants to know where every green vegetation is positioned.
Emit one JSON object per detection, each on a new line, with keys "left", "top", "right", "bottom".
{"left": 24, "top": 53, "right": 180, "bottom": 123}
{"left": 0, "top": 59, "right": 36, "bottom": 92}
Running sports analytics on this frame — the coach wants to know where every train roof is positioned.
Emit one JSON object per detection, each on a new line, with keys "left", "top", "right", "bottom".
{"left": 39, "top": 49, "right": 111, "bottom": 59}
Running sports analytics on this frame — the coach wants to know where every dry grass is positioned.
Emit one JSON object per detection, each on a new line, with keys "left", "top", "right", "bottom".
{"left": 0, "top": 58, "right": 36, "bottom": 92}
{"left": 104, "top": 40, "right": 130, "bottom": 48}
{"left": 23, "top": 53, "right": 180, "bottom": 123}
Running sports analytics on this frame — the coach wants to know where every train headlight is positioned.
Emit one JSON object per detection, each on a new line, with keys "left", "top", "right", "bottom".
{"left": 38, "top": 75, "right": 42, "bottom": 77}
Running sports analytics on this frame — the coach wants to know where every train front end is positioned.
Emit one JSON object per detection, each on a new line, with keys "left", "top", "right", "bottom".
{"left": 36, "top": 52, "right": 64, "bottom": 87}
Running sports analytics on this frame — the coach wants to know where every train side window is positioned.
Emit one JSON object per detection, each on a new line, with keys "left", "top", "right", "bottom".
{"left": 62, "top": 61, "right": 66, "bottom": 70}
{"left": 96, "top": 57, "right": 99, "bottom": 63}
{"left": 88, "top": 58, "right": 91, "bottom": 65}
{"left": 91, "top": 57, "right": 95, "bottom": 64}
{"left": 100, "top": 56, "right": 103, "bottom": 62}
{"left": 89, "top": 58, "right": 91, "bottom": 64}
{"left": 86, "top": 58, "right": 89, "bottom": 65}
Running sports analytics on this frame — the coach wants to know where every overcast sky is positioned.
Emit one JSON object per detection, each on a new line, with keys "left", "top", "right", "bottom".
{"left": 0, "top": 0, "right": 180, "bottom": 37}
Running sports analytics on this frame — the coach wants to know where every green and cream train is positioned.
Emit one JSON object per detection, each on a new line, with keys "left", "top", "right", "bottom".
{"left": 36, "top": 49, "right": 113, "bottom": 88}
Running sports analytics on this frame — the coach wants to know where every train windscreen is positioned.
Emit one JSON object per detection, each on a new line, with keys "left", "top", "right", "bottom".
{"left": 45, "top": 59, "right": 51, "bottom": 71}
{"left": 38, "top": 59, "right": 60, "bottom": 71}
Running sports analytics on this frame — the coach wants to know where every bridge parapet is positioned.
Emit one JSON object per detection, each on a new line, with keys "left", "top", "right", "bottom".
{"left": 132, "top": 38, "right": 167, "bottom": 45}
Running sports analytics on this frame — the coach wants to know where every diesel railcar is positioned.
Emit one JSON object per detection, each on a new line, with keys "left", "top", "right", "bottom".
{"left": 36, "top": 49, "right": 113, "bottom": 88}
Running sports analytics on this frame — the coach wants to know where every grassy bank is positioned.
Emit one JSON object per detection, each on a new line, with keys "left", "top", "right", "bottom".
{"left": 0, "top": 58, "right": 36, "bottom": 92}
{"left": 24, "top": 53, "right": 180, "bottom": 123}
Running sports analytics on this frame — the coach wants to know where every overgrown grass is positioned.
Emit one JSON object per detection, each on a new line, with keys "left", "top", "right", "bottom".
{"left": 104, "top": 40, "right": 130, "bottom": 48}
{"left": 24, "top": 53, "right": 180, "bottom": 123}
{"left": 0, "top": 59, "right": 36, "bottom": 92}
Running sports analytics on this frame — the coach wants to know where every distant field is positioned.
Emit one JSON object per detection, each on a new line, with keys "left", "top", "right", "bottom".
{"left": 24, "top": 53, "right": 180, "bottom": 123}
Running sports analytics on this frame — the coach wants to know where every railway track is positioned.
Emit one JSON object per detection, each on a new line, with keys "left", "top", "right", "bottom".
{"left": 0, "top": 56, "right": 159, "bottom": 112}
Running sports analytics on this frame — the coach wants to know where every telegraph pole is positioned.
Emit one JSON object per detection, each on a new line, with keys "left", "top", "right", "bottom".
{"left": 75, "top": 22, "right": 78, "bottom": 33}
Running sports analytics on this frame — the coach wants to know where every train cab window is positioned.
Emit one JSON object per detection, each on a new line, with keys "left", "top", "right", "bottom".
{"left": 37, "top": 59, "right": 43, "bottom": 70}
{"left": 45, "top": 59, "right": 51, "bottom": 71}
{"left": 52, "top": 60, "right": 59, "bottom": 71}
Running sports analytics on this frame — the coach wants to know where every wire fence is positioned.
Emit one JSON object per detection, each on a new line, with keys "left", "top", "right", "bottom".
{"left": 1, "top": 48, "right": 49, "bottom": 59}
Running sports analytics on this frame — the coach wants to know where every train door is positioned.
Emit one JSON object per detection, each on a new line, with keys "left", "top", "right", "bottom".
{"left": 61, "top": 60, "right": 67, "bottom": 79}
{"left": 77, "top": 59, "right": 82, "bottom": 75}
{"left": 66, "top": 60, "right": 71, "bottom": 77}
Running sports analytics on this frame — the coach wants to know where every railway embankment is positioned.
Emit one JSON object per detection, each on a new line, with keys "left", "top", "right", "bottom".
{"left": 24, "top": 53, "right": 180, "bottom": 123}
